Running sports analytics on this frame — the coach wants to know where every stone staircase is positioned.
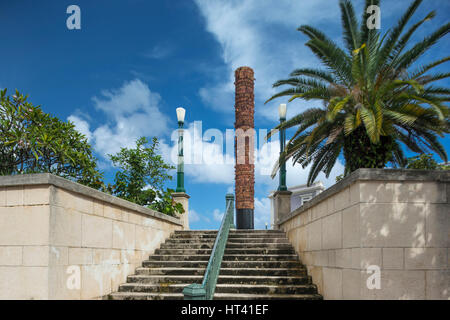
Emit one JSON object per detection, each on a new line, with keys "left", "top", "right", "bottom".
{"left": 108, "top": 230, "right": 322, "bottom": 300}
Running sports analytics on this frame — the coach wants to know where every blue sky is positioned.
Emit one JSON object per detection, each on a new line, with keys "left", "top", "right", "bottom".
{"left": 1, "top": 0, "right": 448, "bottom": 229}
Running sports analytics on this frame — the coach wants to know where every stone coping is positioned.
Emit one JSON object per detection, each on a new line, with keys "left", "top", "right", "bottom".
{"left": 278, "top": 168, "right": 450, "bottom": 225}
{"left": 0, "top": 173, "right": 183, "bottom": 226}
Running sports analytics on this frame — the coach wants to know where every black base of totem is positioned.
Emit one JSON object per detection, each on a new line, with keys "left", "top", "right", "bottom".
{"left": 236, "top": 209, "right": 254, "bottom": 229}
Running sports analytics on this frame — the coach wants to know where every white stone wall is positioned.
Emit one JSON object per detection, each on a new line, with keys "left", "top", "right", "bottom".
{"left": 279, "top": 170, "right": 449, "bottom": 300}
{"left": 0, "top": 174, "right": 183, "bottom": 300}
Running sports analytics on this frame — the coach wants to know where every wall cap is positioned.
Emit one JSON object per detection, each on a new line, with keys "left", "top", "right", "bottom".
{"left": 172, "top": 192, "right": 190, "bottom": 199}
{"left": 0, "top": 173, "right": 183, "bottom": 226}
{"left": 278, "top": 168, "right": 450, "bottom": 225}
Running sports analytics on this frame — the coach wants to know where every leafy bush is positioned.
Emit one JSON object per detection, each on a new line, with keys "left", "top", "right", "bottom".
{"left": 0, "top": 89, "right": 103, "bottom": 189}
{"left": 406, "top": 153, "right": 449, "bottom": 170}
{"left": 0, "top": 89, "right": 182, "bottom": 216}
{"left": 106, "top": 137, "right": 184, "bottom": 216}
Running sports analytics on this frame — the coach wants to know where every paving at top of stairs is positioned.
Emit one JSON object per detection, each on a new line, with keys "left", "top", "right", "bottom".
{"left": 108, "top": 229, "right": 322, "bottom": 300}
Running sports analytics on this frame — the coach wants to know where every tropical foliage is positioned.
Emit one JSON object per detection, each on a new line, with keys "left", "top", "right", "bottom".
{"left": 266, "top": 0, "right": 450, "bottom": 185}
{"left": 106, "top": 137, "right": 184, "bottom": 216}
{"left": 0, "top": 90, "right": 182, "bottom": 216}
{"left": 406, "top": 153, "right": 449, "bottom": 170}
{"left": 0, "top": 89, "right": 103, "bottom": 189}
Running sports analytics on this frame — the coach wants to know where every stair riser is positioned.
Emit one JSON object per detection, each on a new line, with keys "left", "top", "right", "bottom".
{"left": 108, "top": 294, "right": 183, "bottom": 300}
{"left": 136, "top": 268, "right": 206, "bottom": 276}
{"left": 220, "top": 268, "right": 307, "bottom": 276}
{"left": 127, "top": 276, "right": 203, "bottom": 285}
{"left": 166, "top": 238, "right": 290, "bottom": 244}
{"left": 119, "top": 284, "right": 317, "bottom": 295}
{"left": 226, "top": 244, "right": 293, "bottom": 249}
{"left": 160, "top": 243, "right": 293, "bottom": 249}
{"left": 143, "top": 261, "right": 208, "bottom": 268}
{"left": 222, "top": 255, "right": 299, "bottom": 261}
{"left": 126, "top": 276, "right": 311, "bottom": 285}
{"left": 135, "top": 268, "right": 307, "bottom": 277}
{"left": 218, "top": 277, "right": 311, "bottom": 285}
{"left": 155, "top": 249, "right": 295, "bottom": 255}
{"left": 213, "top": 294, "right": 322, "bottom": 300}
{"left": 118, "top": 285, "right": 185, "bottom": 294}
{"left": 147, "top": 255, "right": 298, "bottom": 262}
{"left": 215, "top": 285, "right": 317, "bottom": 295}
{"left": 174, "top": 231, "right": 285, "bottom": 235}
{"left": 172, "top": 234, "right": 286, "bottom": 239}
{"left": 108, "top": 293, "right": 321, "bottom": 301}
{"left": 142, "top": 261, "right": 303, "bottom": 268}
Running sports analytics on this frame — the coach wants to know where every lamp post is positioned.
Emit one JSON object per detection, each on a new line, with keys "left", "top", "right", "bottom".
{"left": 176, "top": 107, "right": 186, "bottom": 193}
{"left": 278, "top": 103, "right": 287, "bottom": 191}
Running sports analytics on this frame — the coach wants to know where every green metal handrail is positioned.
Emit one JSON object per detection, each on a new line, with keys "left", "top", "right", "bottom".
{"left": 183, "top": 193, "right": 235, "bottom": 300}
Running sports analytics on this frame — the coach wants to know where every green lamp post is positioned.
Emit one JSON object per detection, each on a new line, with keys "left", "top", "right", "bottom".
{"left": 176, "top": 107, "right": 186, "bottom": 193}
{"left": 278, "top": 103, "right": 287, "bottom": 191}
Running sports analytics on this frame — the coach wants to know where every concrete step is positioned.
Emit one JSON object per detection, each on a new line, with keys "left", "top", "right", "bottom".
{"left": 174, "top": 230, "right": 285, "bottom": 235}
{"left": 107, "top": 292, "right": 183, "bottom": 300}
{"left": 160, "top": 243, "right": 293, "bottom": 249}
{"left": 171, "top": 233, "right": 286, "bottom": 239}
{"left": 214, "top": 284, "right": 318, "bottom": 295}
{"left": 147, "top": 254, "right": 299, "bottom": 262}
{"left": 142, "top": 260, "right": 302, "bottom": 268}
{"left": 118, "top": 283, "right": 192, "bottom": 293}
{"left": 213, "top": 293, "right": 323, "bottom": 300}
{"left": 154, "top": 248, "right": 295, "bottom": 255}
{"left": 108, "top": 292, "right": 321, "bottom": 300}
{"left": 135, "top": 267, "right": 206, "bottom": 276}
{"left": 127, "top": 275, "right": 311, "bottom": 285}
{"left": 226, "top": 243, "right": 293, "bottom": 249}
{"left": 135, "top": 267, "right": 307, "bottom": 277}
{"left": 109, "top": 229, "right": 321, "bottom": 300}
{"left": 219, "top": 267, "right": 307, "bottom": 276}
{"left": 127, "top": 275, "right": 203, "bottom": 284}
{"left": 165, "top": 237, "right": 290, "bottom": 244}
{"left": 118, "top": 283, "right": 317, "bottom": 295}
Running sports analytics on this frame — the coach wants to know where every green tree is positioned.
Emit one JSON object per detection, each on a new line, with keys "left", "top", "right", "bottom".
{"left": 0, "top": 89, "right": 103, "bottom": 189}
{"left": 106, "top": 137, "right": 183, "bottom": 216}
{"left": 406, "top": 153, "right": 449, "bottom": 170}
{"left": 266, "top": 0, "right": 449, "bottom": 185}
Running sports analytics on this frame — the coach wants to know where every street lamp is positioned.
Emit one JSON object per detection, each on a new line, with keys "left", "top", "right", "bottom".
{"left": 176, "top": 107, "right": 186, "bottom": 193}
{"left": 278, "top": 104, "right": 287, "bottom": 191}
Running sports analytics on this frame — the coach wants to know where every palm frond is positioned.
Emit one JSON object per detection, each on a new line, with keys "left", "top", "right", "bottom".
{"left": 395, "top": 22, "right": 450, "bottom": 72}
{"left": 378, "top": 0, "right": 423, "bottom": 68}
{"left": 289, "top": 68, "right": 337, "bottom": 83}
{"left": 340, "top": 0, "right": 360, "bottom": 52}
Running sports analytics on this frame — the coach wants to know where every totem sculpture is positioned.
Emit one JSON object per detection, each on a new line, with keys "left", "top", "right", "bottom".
{"left": 234, "top": 67, "right": 255, "bottom": 229}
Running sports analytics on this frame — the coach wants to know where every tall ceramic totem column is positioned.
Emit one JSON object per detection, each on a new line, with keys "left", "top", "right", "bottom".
{"left": 234, "top": 66, "right": 255, "bottom": 229}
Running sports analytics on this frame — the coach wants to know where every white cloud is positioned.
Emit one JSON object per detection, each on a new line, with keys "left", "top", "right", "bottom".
{"left": 213, "top": 208, "right": 224, "bottom": 222}
{"left": 69, "top": 79, "right": 170, "bottom": 159}
{"left": 189, "top": 207, "right": 213, "bottom": 225}
{"left": 68, "top": 115, "right": 92, "bottom": 142}
{"left": 194, "top": 0, "right": 341, "bottom": 120}
{"left": 142, "top": 43, "right": 174, "bottom": 60}
{"left": 256, "top": 139, "right": 345, "bottom": 193}
{"left": 254, "top": 197, "right": 272, "bottom": 229}
{"left": 159, "top": 123, "right": 343, "bottom": 190}
{"left": 189, "top": 209, "right": 201, "bottom": 223}
{"left": 162, "top": 121, "right": 235, "bottom": 184}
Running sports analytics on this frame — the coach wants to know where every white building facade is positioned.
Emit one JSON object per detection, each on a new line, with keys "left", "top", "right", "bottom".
{"left": 268, "top": 181, "right": 325, "bottom": 229}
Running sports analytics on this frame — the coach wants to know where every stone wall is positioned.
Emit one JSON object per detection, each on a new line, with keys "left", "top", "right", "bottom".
{"left": 279, "top": 169, "right": 449, "bottom": 300}
{"left": 0, "top": 173, "right": 183, "bottom": 299}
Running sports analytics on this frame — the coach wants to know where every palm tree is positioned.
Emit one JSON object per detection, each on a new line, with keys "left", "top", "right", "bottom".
{"left": 266, "top": 0, "right": 450, "bottom": 185}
